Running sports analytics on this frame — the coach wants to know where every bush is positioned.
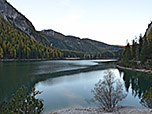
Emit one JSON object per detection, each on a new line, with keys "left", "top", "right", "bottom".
{"left": 91, "top": 70, "right": 127, "bottom": 112}
{"left": 0, "top": 86, "right": 43, "bottom": 114}
{"left": 140, "top": 87, "right": 152, "bottom": 108}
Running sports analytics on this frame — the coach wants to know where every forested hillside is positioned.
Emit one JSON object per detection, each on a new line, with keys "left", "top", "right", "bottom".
{"left": 0, "top": 16, "right": 63, "bottom": 59}
{"left": 119, "top": 22, "right": 152, "bottom": 69}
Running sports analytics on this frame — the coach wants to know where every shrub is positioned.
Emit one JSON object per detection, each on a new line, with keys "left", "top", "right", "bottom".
{"left": 91, "top": 70, "right": 127, "bottom": 112}
{"left": 140, "top": 87, "right": 152, "bottom": 108}
{"left": 0, "top": 86, "right": 43, "bottom": 114}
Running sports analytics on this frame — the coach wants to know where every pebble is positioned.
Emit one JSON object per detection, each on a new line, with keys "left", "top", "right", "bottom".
{"left": 45, "top": 106, "right": 152, "bottom": 114}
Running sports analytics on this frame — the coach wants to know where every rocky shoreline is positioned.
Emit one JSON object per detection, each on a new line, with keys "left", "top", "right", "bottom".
{"left": 116, "top": 65, "right": 152, "bottom": 74}
{"left": 46, "top": 106, "right": 152, "bottom": 114}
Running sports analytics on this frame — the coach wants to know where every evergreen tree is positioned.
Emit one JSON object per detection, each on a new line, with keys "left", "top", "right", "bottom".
{"left": 148, "top": 39, "right": 152, "bottom": 59}
{"left": 140, "top": 38, "right": 148, "bottom": 63}
{"left": 136, "top": 45, "right": 140, "bottom": 60}
{"left": 137, "top": 34, "right": 143, "bottom": 60}
{"left": 122, "top": 43, "right": 132, "bottom": 62}
{"left": 132, "top": 39, "right": 137, "bottom": 59}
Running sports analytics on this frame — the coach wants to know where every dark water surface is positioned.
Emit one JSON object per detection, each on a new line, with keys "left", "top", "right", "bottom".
{"left": 0, "top": 60, "right": 152, "bottom": 112}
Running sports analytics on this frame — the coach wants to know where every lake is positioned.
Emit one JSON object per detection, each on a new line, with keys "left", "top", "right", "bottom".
{"left": 0, "top": 59, "right": 152, "bottom": 113}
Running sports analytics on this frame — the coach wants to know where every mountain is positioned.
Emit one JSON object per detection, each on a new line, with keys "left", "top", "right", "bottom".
{"left": 41, "top": 29, "right": 123, "bottom": 53}
{"left": 0, "top": 0, "right": 50, "bottom": 46}
{"left": 82, "top": 38, "right": 123, "bottom": 52}
{"left": 0, "top": 0, "right": 123, "bottom": 59}
{"left": 0, "top": 16, "right": 62, "bottom": 59}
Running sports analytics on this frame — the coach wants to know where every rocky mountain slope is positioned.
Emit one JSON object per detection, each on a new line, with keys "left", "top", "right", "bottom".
{"left": 145, "top": 21, "right": 152, "bottom": 39}
{"left": 0, "top": 0, "right": 50, "bottom": 46}
{"left": 0, "top": 16, "right": 62, "bottom": 59}
{"left": 41, "top": 29, "right": 123, "bottom": 53}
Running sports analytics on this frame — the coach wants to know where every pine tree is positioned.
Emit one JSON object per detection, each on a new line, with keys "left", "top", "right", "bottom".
{"left": 140, "top": 38, "right": 148, "bottom": 63}
{"left": 122, "top": 43, "right": 132, "bottom": 62}
{"left": 138, "top": 34, "right": 143, "bottom": 60}
{"left": 148, "top": 39, "right": 152, "bottom": 59}
{"left": 132, "top": 39, "right": 137, "bottom": 60}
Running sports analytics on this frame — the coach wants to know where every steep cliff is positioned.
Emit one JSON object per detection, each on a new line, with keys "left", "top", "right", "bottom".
{"left": 145, "top": 21, "right": 152, "bottom": 39}
{"left": 0, "top": 0, "right": 50, "bottom": 45}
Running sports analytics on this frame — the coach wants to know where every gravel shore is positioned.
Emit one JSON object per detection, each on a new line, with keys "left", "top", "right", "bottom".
{"left": 116, "top": 65, "right": 152, "bottom": 74}
{"left": 46, "top": 106, "right": 152, "bottom": 114}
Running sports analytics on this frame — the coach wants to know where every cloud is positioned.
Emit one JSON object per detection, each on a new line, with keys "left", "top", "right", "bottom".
{"left": 58, "top": 87, "right": 82, "bottom": 99}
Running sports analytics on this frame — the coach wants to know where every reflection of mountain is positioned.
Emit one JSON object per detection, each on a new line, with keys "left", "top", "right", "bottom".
{"left": 33, "top": 62, "right": 116, "bottom": 85}
{"left": 0, "top": 62, "right": 115, "bottom": 101}
{"left": 118, "top": 69, "right": 152, "bottom": 98}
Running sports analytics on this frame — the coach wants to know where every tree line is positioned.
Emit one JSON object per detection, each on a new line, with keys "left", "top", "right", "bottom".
{"left": 119, "top": 33, "right": 152, "bottom": 68}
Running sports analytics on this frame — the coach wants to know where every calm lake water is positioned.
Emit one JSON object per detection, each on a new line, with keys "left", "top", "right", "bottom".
{"left": 0, "top": 60, "right": 152, "bottom": 112}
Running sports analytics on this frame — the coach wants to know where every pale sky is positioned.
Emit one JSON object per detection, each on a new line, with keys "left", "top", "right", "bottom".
{"left": 7, "top": 0, "right": 152, "bottom": 45}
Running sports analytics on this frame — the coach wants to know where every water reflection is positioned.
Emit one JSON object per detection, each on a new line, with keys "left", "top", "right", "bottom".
{"left": 0, "top": 60, "right": 114, "bottom": 102}
{"left": 36, "top": 68, "right": 152, "bottom": 112}
{"left": 1, "top": 60, "right": 152, "bottom": 113}
{"left": 119, "top": 69, "right": 152, "bottom": 99}
{"left": 35, "top": 69, "right": 112, "bottom": 112}
{"left": 0, "top": 61, "right": 35, "bottom": 101}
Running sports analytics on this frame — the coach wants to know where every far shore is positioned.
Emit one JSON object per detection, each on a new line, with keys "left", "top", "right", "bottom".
{"left": 0, "top": 58, "right": 49, "bottom": 62}
{"left": 0, "top": 58, "right": 79, "bottom": 62}
{"left": 116, "top": 65, "right": 152, "bottom": 74}
{"left": 0, "top": 58, "right": 118, "bottom": 62}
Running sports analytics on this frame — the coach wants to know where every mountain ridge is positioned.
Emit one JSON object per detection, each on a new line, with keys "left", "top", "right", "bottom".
{"left": 41, "top": 29, "right": 123, "bottom": 53}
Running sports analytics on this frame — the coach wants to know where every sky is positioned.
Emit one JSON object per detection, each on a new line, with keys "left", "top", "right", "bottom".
{"left": 7, "top": 0, "right": 152, "bottom": 45}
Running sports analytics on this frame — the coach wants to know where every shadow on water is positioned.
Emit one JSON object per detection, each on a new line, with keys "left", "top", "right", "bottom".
{"left": 118, "top": 68, "right": 152, "bottom": 99}
{"left": 0, "top": 61, "right": 115, "bottom": 101}
{"left": 35, "top": 62, "right": 115, "bottom": 83}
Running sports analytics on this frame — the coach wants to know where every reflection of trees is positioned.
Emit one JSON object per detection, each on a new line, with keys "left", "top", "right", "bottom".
{"left": 0, "top": 62, "right": 115, "bottom": 102}
{"left": 118, "top": 69, "right": 152, "bottom": 98}
{"left": 0, "top": 62, "right": 34, "bottom": 101}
